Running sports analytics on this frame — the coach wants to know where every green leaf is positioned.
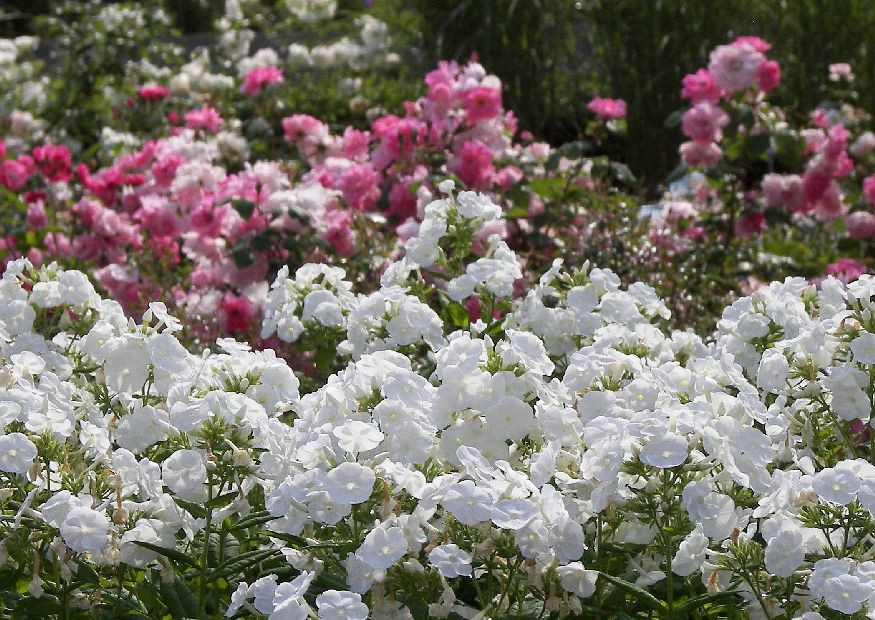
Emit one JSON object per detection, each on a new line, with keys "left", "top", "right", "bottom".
{"left": 231, "top": 245, "right": 254, "bottom": 268}
{"left": 229, "top": 510, "right": 274, "bottom": 531}
{"left": 610, "top": 162, "right": 636, "bottom": 185}
{"left": 173, "top": 497, "right": 208, "bottom": 519}
{"left": 529, "top": 177, "right": 565, "bottom": 200}
{"left": 208, "top": 548, "right": 282, "bottom": 583}
{"left": 595, "top": 572, "right": 666, "bottom": 611}
{"left": 444, "top": 300, "right": 470, "bottom": 329}
{"left": 232, "top": 199, "right": 256, "bottom": 220}
{"left": 664, "top": 109, "right": 685, "bottom": 128}
{"left": 159, "top": 577, "right": 199, "bottom": 619}
{"left": 133, "top": 541, "right": 200, "bottom": 570}
{"left": 675, "top": 590, "right": 741, "bottom": 615}
{"left": 206, "top": 491, "right": 239, "bottom": 511}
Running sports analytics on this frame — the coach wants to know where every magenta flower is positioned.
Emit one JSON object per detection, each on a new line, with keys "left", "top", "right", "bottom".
{"left": 241, "top": 66, "right": 284, "bottom": 97}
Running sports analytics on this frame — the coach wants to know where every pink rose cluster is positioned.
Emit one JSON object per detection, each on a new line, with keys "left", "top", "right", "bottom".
{"left": 0, "top": 140, "right": 72, "bottom": 191}
{"left": 281, "top": 59, "right": 536, "bottom": 231}
{"left": 763, "top": 122, "right": 855, "bottom": 223}
{"left": 679, "top": 36, "right": 781, "bottom": 168}
{"left": 0, "top": 60, "right": 556, "bottom": 341}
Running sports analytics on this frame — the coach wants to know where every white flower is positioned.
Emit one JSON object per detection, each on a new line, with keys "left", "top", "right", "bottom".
{"left": 756, "top": 348, "right": 789, "bottom": 393}
{"left": 356, "top": 525, "right": 407, "bottom": 570}
{"left": 556, "top": 562, "right": 598, "bottom": 598}
{"left": 764, "top": 526, "right": 805, "bottom": 578}
{"left": 428, "top": 544, "right": 473, "bottom": 578}
{"left": 323, "top": 462, "right": 376, "bottom": 505}
{"left": 821, "top": 574, "right": 871, "bottom": 615}
{"left": 147, "top": 301, "right": 182, "bottom": 331}
{"left": 639, "top": 434, "right": 688, "bottom": 468}
{"left": 332, "top": 421, "right": 384, "bottom": 453}
{"left": 672, "top": 527, "right": 709, "bottom": 576}
{"left": 812, "top": 467, "right": 860, "bottom": 505}
{"left": 441, "top": 481, "right": 494, "bottom": 526}
{"left": 851, "top": 332, "right": 875, "bottom": 365}
{"left": 161, "top": 449, "right": 207, "bottom": 501}
{"left": 0, "top": 432, "right": 37, "bottom": 474}
{"left": 316, "top": 590, "right": 369, "bottom": 620}
{"left": 60, "top": 506, "right": 111, "bottom": 553}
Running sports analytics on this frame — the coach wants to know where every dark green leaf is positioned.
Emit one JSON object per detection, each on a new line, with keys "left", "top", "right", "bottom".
{"left": 208, "top": 548, "right": 282, "bottom": 582}
{"left": 232, "top": 199, "right": 256, "bottom": 220}
{"left": 133, "top": 541, "right": 200, "bottom": 570}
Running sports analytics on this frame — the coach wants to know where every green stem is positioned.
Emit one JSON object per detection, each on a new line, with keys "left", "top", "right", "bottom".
{"left": 493, "top": 557, "right": 524, "bottom": 614}
{"left": 662, "top": 469, "right": 674, "bottom": 620}
{"left": 197, "top": 477, "right": 214, "bottom": 620}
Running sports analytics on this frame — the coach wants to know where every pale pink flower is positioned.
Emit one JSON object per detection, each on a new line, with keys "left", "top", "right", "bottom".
{"left": 681, "top": 102, "right": 729, "bottom": 143}
{"left": 708, "top": 43, "right": 765, "bottom": 93}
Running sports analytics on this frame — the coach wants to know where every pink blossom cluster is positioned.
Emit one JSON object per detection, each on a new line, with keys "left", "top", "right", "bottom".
{"left": 679, "top": 36, "right": 781, "bottom": 168}
{"left": 0, "top": 60, "right": 561, "bottom": 342}
{"left": 280, "top": 60, "right": 543, "bottom": 229}
{"left": 0, "top": 140, "right": 72, "bottom": 191}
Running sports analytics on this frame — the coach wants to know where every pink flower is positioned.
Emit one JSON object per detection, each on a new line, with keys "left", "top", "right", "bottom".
{"left": 681, "top": 102, "right": 729, "bottom": 143}
{"left": 845, "top": 211, "right": 875, "bottom": 239}
{"left": 151, "top": 154, "right": 184, "bottom": 187}
{"left": 810, "top": 109, "right": 830, "bottom": 129}
{"left": 335, "top": 163, "right": 380, "bottom": 211}
{"left": 26, "top": 201, "right": 47, "bottom": 229}
{"left": 812, "top": 181, "right": 846, "bottom": 221}
{"left": 732, "top": 36, "right": 771, "bottom": 53}
{"left": 829, "top": 63, "right": 854, "bottom": 82}
{"left": 323, "top": 209, "right": 358, "bottom": 257}
{"left": 863, "top": 175, "right": 875, "bottom": 205}
{"left": 462, "top": 86, "right": 503, "bottom": 123}
{"left": 341, "top": 127, "right": 371, "bottom": 160}
{"left": 756, "top": 60, "right": 781, "bottom": 92}
{"left": 387, "top": 181, "right": 417, "bottom": 219}
{"left": 680, "top": 69, "right": 723, "bottom": 104}
{"left": 241, "top": 66, "right": 284, "bottom": 96}
{"left": 761, "top": 174, "right": 806, "bottom": 211}
{"left": 32, "top": 144, "right": 72, "bottom": 182}
{"left": 43, "top": 232, "right": 72, "bottom": 257}
{"left": 447, "top": 139, "right": 494, "bottom": 190}
{"left": 0, "top": 159, "right": 31, "bottom": 191}
{"left": 137, "top": 84, "right": 170, "bottom": 102}
{"left": 708, "top": 43, "right": 765, "bottom": 93}
{"left": 494, "top": 165, "right": 524, "bottom": 189}
{"left": 587, "top": 96, "right": 627, "bottom": 119}
{"left": 134, "top": 197, "right": 180, "bottom": 238}
{"left": 734, "top": 212, "right": 765, "bottom": 239}
{"left": 826, "top": 258, "right": 866, "bottom": 283}
{"left": 185, "top": 107, "right": 223, "bottom": 133}
{"left": 679, "top": 141, "right": 722, "bottom": 167}
{"left": 803, "top": 169, "right": 832, "bottom": 203}
{"left": 282, "top": 114, "right": 325, "bottom": 142}
{"left": 219, "top": 293, "right": 255, "bottom": 334}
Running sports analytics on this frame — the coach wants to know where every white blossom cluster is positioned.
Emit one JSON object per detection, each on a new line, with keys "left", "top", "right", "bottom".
{"left": 4, "top": 192, "right": 875, "bottom": 618}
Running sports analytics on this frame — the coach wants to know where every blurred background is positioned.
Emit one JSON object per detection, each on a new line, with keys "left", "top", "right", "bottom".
{"left": 3, "top": 0, "right": 874, "bottom": 191}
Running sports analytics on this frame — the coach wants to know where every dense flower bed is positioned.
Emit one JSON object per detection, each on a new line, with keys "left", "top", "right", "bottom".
{"left": 3, "top": 188, "right": 875, "bottom": 618}
{"left": 3, "top": 2, "right": 875, "bottom": 616}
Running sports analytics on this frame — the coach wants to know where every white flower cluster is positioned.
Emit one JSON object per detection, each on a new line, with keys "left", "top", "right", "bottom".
{"left": 5, "top": 197, "right": 875, "bottom": 617}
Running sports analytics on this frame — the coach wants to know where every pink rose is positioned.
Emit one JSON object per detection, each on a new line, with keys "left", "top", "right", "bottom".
{"left": 587, "top": 96, "right": 627, "bottom": 119}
